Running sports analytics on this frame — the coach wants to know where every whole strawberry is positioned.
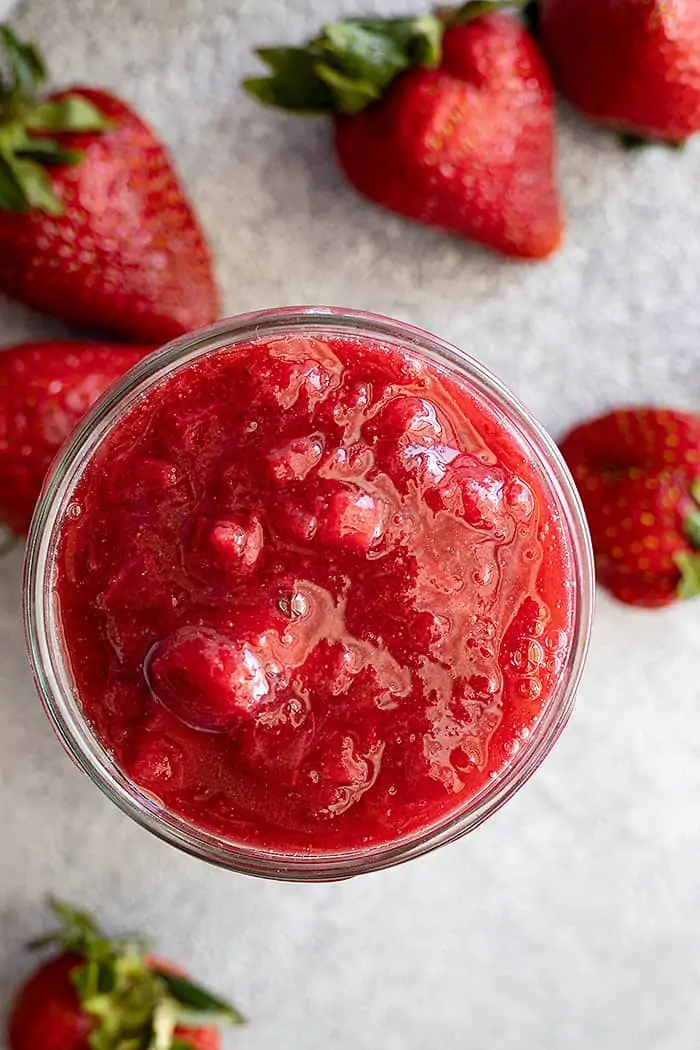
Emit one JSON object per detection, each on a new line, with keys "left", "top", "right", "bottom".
{"left": 534, "top": 0, "right": 700, "bottom": 143}
{"left": 0, "top": 26, "right": 220, "bottom": 342}
{"left": 244, "top": 2, "right": 563, "bottom": 259}
{"left": 560, "top": 408, "right": 700, "bottom": 607}
{"left": 7, "top": 899, "right": 245, "bottom": 1050}
{"left": 0, "top": 339, "right": 152, "bottom": 534}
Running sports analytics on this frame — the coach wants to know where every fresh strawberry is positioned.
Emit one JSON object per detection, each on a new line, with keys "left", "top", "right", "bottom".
{"left": 244, "top": 2, "right": 563, "bottom": 259}
{"left": 560, "top": 408, "right": 700, "bottom": 607}
{"left": 0, "top": 339, "right": 152, "bottom": 534}
{"left": 533, "top": 0, "right": 700, "bottom": 143}
{"left": 6, "top": 899, "right": 245, "bottom": 1050}
{"left": 0, "top": 26, "right": 220, "bottom": 342}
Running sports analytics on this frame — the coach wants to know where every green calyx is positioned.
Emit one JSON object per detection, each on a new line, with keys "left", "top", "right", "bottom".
{"left": 243, "top": 17, "right": 442, "bottom": 116}
{"left": 0, "top": 24, "right": 111, "bottom": 215}
{"left": 242, "top": 2, "right": 522, "bottom": 116}
{"left": 31, "top": 900, "right": 245, "bottom": 1050}
{"left": 676, "top": 478, "right": 700, "bottom": 600}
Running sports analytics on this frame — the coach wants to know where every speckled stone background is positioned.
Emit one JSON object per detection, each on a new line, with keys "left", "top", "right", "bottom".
{"left": 2, "top": 1, "right": 700, "bottom": 1047}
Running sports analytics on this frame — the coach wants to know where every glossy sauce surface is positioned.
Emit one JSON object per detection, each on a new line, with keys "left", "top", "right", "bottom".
{"left": 56, "top": 334, "right": 574, "bottom": 852}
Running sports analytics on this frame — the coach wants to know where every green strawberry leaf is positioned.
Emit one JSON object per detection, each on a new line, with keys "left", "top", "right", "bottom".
{"left": 72, "top": 958, "right": 102, "bottom": 1000}
{"left": 174, "top": 1008, "right": 246, "bottom": 1026}
{"left": 685, "top": 509, "right": 700, "bottom": 549}
{"left": 675, "top": 551, "right": 700, "bottom": 600}
{"left": 14, "top": 134, "right": 83, "bottom": 164}
{"left": 0, "top": 24, "right": 45, "bottom": 100}
{"left": 26, "top": 94, "right": 112, "bottom": 133}
{"left": 244, "top": 48, "right": 335, "bottom": 114}
{"left": 155, "top": 970, "right": 246, "bottom": 1025}
{"left": 4, "top": 154, "right": 62, "bottom": 213}
{"left": 29, "top": 898, "right": 121, "bottom": 959}
{"left": 244, "top": 13, "right": 444, "bottom": 116}
{"left": 323, "top": 18, "right": 438, "bottom": 80}
{"left": 360, "top": 15, "right": 443, "bottom": 68}
{"left": 682, "top": 479, "right": 700, "bottom": 550}
{"left": 0, "top": 151, "right": 27, "bottom": 211}
{"left": 314, "top": 62, "right": 381, "bottom": 116}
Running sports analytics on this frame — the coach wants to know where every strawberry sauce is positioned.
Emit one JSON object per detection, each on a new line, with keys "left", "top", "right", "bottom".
{"left": 55, "top": 332, "right": 574, "bottom": 853}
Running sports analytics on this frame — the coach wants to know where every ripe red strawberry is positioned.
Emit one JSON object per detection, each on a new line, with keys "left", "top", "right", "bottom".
{"left": 7, "top": 899, "right": 245, "bottom": 1050}
{"left": 534, "top": 0, "right": 700, "bottom": 143}
{"left": 244, "top": 3, "right": 563, "bottom": 258}
{"left": 0, "top": 339, "right": 152, "bottom": 534}
{"left": 560, "top": 408, "right": 700, "bottom": 607}
{"left": 0, "top": 26, "right": 220, "bottom": 342}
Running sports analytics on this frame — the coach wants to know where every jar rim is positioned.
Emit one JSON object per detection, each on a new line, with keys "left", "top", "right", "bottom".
{"left": 23, "top": 306, "right": 595, "bottom": 881}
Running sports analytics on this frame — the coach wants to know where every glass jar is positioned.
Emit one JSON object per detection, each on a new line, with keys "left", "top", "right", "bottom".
{"left": 24, "top": 307, "right": 594, "bottom": 881}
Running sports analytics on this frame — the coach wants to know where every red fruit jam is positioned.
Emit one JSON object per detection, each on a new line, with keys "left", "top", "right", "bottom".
{"left": 50, "top": 325, "right": 578, "bottom": 856}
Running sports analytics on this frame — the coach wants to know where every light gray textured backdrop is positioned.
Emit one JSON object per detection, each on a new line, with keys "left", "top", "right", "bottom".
{"left": 2, "top": 2, "right": 700, "bottom": 1048}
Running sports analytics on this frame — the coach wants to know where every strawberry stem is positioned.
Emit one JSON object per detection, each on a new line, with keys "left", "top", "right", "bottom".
{"left": 0, "top": 24, "right": 45, "bottom": 101}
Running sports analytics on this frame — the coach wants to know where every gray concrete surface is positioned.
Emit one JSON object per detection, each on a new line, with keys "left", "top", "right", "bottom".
{"left": 2, "top": 1, "right": 700, "bottom": 1048}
